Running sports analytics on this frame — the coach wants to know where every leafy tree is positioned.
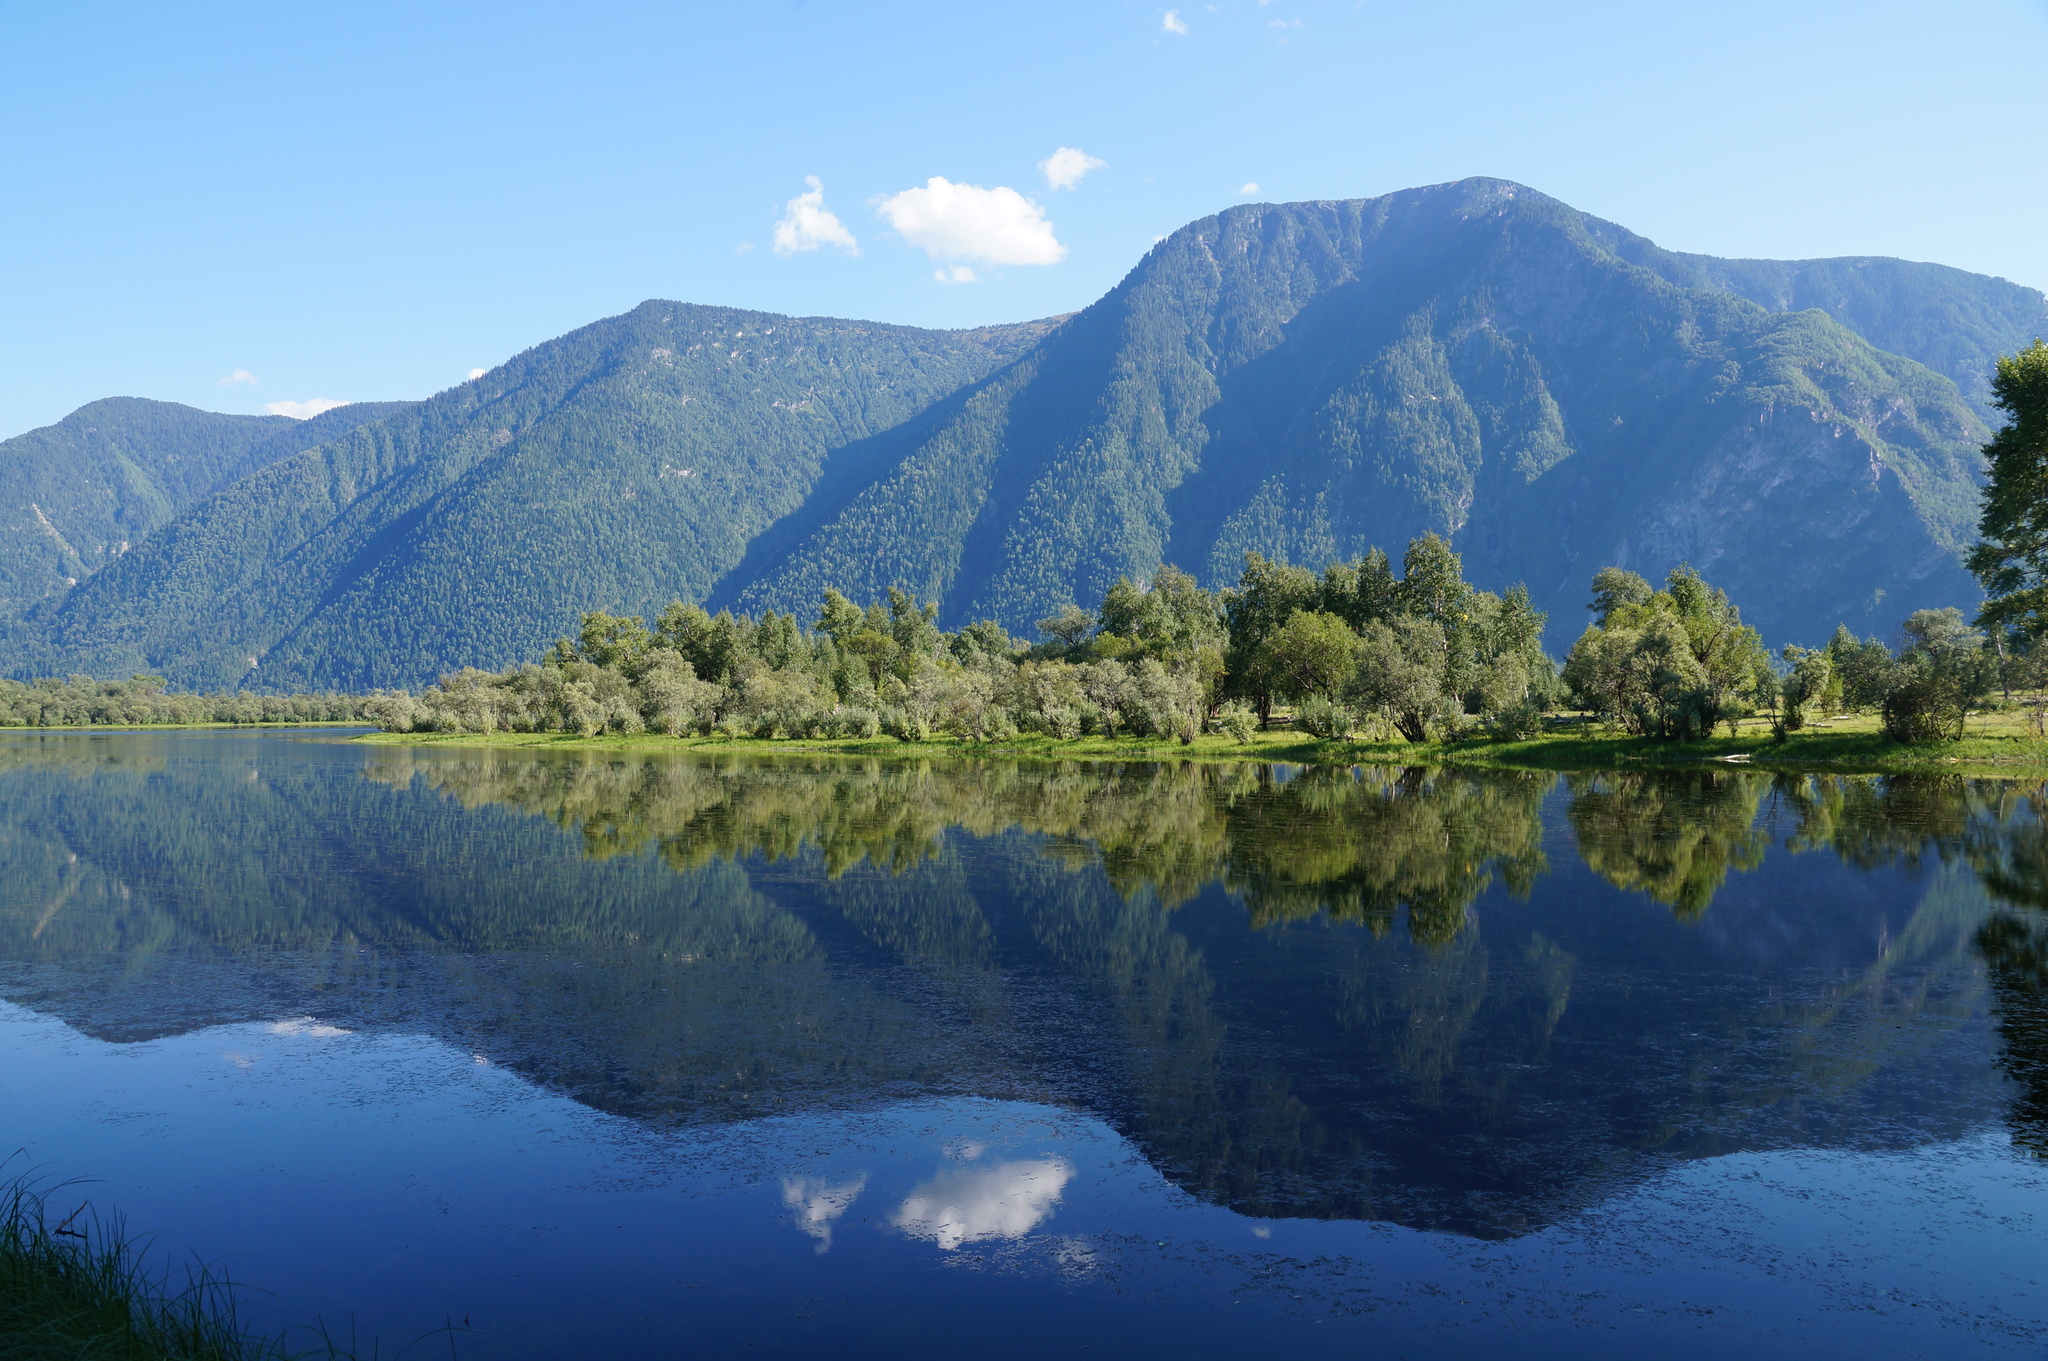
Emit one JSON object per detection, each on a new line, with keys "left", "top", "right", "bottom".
{"left": 1255, "top": 611, "right": 1361, "bottom": 703}
{"left": 1588, "top": 568, "right": 1654, "bottom": 625}
{"left": 1970, "top": 340, "right": 2048, "bottom": 639}
{"left": 1877, "top": 607, "right": 1997, "bottom": 742}
{"left": 1349, "top": 616, "right": 1450, "bottom": 742}
{"left": 1223, "top": 553, "right": 1320, "bottom": 720}
{"left": 1033, "top": 604, "right": 1096, "bottom": 653}
{"left": 1562, "top": 564, "right": 1772, "bottom": 740}
{"left": 1778, "top": 645, "right": 1832, "bottom": 732}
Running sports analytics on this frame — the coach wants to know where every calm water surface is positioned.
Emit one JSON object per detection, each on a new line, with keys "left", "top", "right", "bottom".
{"left": 3, "top": 731, "right": 2047, "bottom": 1358}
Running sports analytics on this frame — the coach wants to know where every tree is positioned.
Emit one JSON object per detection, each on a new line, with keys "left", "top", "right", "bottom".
{"left": 1561, "top": 564, "right": 1772, "bottom": 739}
{"left": 1349, "top": 616, "right": 1450, "bottom": 742}
{"left": 1224, "top": 553, "right": 1320, "bottom": 721}
{"left": 1034, "top": 603, "right": 1096, "bottom": 652}
{"left": 1255, "top": 611, "right": 1361, "bottom": 702}
{"left": 1970, "top": 340, "right": 2048, "bottom": 639}
{"left": 1588, "top": 568, "right": 1654, "bottom": 625}
{"left": 1878, "top": 608, "right": 1997, "bottom": 742}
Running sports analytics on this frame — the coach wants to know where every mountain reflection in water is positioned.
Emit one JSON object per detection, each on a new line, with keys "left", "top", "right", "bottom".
{"left": 0, "top": 734, "right": 2041, "bottom": 1241}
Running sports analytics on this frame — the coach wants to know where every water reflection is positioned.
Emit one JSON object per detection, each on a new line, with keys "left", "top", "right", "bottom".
{"left": 781, "top": 1174, "right": 867, "bottom": 1251}
{"left": 892, "top": 1154, "right": 1074, "bottom": 1251}
{"left": 0, "top": 735, "right": 2041, "bottom": 1238}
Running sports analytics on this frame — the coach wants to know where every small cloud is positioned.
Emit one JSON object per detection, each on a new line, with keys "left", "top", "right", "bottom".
{"left": 1162, "top": 9, "right": 1189, "bottom": 33}
{"left": 876, "top": 177, "right": 1065, "bottom": 266}
{"left": 218, "top": 368, "right": 258, "bottom": 386}
{"left": 262, "top": 398, "right": 348, "bottom": 420}
{"left": 467, "top": 368, "right": 487, "bottom": 380}
{"left": 1268, "top": 17, "right": 1301, "bottom": 27}
{"left": 735, "top": 241, "right": 755, "bottom": 254}
{"left": 934, "top": 265, "right": 980, "bottom": 285}
{"left": 1239, "top": 182, "right": 1261, "bottom": 196}
{"left": 1040, "top": 147, "right": 1105, "bottom": 191}
{"left": 773, "top": 176, "right": 859, "bottom": 255}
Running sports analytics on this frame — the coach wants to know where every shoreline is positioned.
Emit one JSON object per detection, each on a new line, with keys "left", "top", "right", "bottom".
{"left": 352, "top": 717, "right": 2048, "bottom": 779}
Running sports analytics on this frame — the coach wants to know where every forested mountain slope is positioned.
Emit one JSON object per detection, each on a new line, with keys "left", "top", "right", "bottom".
{"left": 1674, "top": 254, "right": 2048, "bottom": 422}
{"left": 18, "top": 307, "right": 1053, "bottom": 690}
{"left": 715, "top": 179, "right": 1992, "bottom": 649}
{"left": 0, "top": 397, "right": 407, "bottom": 622}
{"left": 3, "top": 178, "right": 2026, "bottom": 688}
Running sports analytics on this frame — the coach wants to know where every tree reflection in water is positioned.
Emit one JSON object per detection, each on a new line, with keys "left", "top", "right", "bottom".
{"left": 0, "top": 736, "right": 2042, "bottom": 1234}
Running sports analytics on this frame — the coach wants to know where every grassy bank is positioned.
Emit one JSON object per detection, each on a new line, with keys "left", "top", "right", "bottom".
{"left": 0, "top": 1176, "right": 322, "bottom": 1361}
{"left": 357, "top": 707, "right": 2048, "bottom": 778}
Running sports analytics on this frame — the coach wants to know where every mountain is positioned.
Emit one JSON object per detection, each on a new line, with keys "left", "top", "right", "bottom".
{"left": 15, "top": 309, "right": 1053, "bottom": 689}
{"left": 0, "top": 398, "right": 408, "bottom": 622}
{"left": 1672, "top": 253, "right": 2048, "bottom": 422}
{"left": 714, "top": 179, "right": 1996, "bottom": 651}
{"left": 5, "top": 177, "right": 2038, "bottom": 687}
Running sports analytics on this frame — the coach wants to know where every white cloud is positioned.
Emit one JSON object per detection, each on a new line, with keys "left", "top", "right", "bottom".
{"left": 218, "top": 369, "right": 258, "bottom": 386}
{"left": 467, "top": 368, "right": 487, "bottom": 380}
{"left": 262, "top": 398, "right": 348, "bottom": 420}
{"left": 1039, "top": 147, "right": 1105, "bottom": 191}
{"left": 773, "top": 176, "right": 859, "bottom": 255}
{"left": 892, "top": 1158, "right": 1074, "bottom": 1251}
{"left": 1162, "top": 9, "right": 1189, "bottom": 33}
{"left": 875, "top": 178, "right": 1065, "bottom": 266}
{"left": 934, "top": 265, "right": 979, "bottom": 285}
{"left": 1239, "top": 182, "right": 1261, "bottom": 196}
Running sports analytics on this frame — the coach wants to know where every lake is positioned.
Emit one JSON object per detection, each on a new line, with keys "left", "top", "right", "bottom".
{"left": 2, "top": 730, "right": 2046, "bottom": 1358}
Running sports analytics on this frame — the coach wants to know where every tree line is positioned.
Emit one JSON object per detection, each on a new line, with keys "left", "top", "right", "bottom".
{"left": 0, "top": 674, "right": 373, "bottom": 728}
{"left": 368, "top": 523, "right": 2042, "bottom": 745}
{"left": 14, "top": 340, "right": 2047, "bottom": 742}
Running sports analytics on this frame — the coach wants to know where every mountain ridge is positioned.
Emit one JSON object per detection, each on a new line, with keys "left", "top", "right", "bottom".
{"left": 3, "top": 177, "right": 2037, "bottom": 688}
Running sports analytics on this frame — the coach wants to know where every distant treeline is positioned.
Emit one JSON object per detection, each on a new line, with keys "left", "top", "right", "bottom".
{"left": 369, "top": 532, "right": 2037, "bottom": 745}
{"left": 0, "top": 675, "right": 373, "bottom": 728}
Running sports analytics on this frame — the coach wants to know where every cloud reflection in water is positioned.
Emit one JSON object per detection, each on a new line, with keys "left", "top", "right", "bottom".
{"left": 780, "top": 1174, "right": 867, "bottom": 1252}
{"left": 892, "top": 1157, "right": 1075, "bottom": 1251}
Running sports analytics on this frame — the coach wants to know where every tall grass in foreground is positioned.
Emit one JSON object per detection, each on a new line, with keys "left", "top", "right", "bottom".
{"left": 0, "top": 1173, "right": 356, "bottom": 1361}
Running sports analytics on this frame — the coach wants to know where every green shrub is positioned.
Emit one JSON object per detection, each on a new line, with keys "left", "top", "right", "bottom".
{"left": 1213, "top": 703, "right": 1258, "bottom": 744}
{"left": 1296, "top": 696, "right": 1355, "bottom": 739}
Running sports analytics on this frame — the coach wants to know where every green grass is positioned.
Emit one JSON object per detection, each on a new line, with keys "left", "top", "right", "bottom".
{"left": 0, "top": 1176, "right": 296, "bottom": 1361}
{"left": 357, "top": 707, "right": 2048, "bottom": 778}
{"left": 0, "top": 1175, "right": 410, "bottom": 1361}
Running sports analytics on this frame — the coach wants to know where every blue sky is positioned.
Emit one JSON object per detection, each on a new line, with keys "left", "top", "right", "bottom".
{"left": 2, "top": 0, "right": 2044, "bottom": 436}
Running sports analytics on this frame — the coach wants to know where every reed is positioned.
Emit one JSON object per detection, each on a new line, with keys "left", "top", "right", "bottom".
{"left": 0, "top": 1173, "right": 314, "bottom": 1361}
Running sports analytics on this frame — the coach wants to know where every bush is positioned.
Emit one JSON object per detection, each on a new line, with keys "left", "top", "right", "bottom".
{"left": 884, "top": 707, "right": 931, "bottom": 742}
{"left": 1483, "top": 697, "right": 1545, "bottom": 741}
{"left": 1040, "top": 705, "right": 1082, "bottom": 741}
{"left": 1296, "top": 696, "right": 1355, "bottom": 739}
{"left": 1213, "top": 703, "right": 1258, "bottom": 744}
{"left": 832, "top": 706, "right": 881, "bottom": 739}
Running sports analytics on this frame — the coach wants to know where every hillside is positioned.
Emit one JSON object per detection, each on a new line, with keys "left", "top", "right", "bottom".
{"left": 0, "top": 398, "right": 407, "bottom": 621}
{"left": 3, "top": 178, "right": 2033, "bottom": 688}
{"left": 715, "top": 179, "right": 1992, "bottom": 650}
{"left": 1675, "top": 254, "right": 2048, "bottom": 422}
{"left": 16, "top": 308, "right": 1053, "bottom": 689}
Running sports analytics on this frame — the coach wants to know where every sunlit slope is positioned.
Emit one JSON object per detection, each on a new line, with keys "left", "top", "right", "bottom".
{"left": 24, "top": 306, "right": 1054, "bottom": 689}
{"left": 0, "top": 397, "right": 407, "bottom": 623}
{"left": 717, "top": 178, "right": 1995, "bottom": 648}
{"left": 1673, "top": 251, "right": 2048, "bottom": 422}
{"left": 11, "top": 178, "right": 2035, "bottom": 687}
